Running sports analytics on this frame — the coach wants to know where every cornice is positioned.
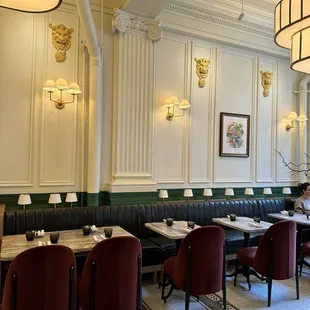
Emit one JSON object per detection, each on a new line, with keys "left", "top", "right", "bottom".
{"left": 167, "top": 3, "right": 274, "bottom": 39}
{"left": 112, "top": 9, "right": 163, "bottom": 41}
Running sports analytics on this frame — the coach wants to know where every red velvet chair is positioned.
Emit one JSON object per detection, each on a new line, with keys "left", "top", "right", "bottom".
{"left": 235, "top": 220, "right": 298, "bottom": 307}
{"left": 161, "top": 226, "right": 226, "bottom": 310}
{"left": 79, "top": 236, "right": 142, "bottom": 310}
{"left": 2, "top": 245, "right": 76, "bottom": 310}
{"left": 298, "top": 228, "right": 310, "bottom": 275}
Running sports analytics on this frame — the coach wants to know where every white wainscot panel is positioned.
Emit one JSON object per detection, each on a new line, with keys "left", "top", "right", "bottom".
{"left": 214, "top": 50, "right": 255, "bottom": 183}
{"left": 189, "top": 44, "right": 212, "bottom": 183}
{"left": 0, "top": 10, "right": 35, "bottom": 185}
{"left": 40, "top": 9, "right": 79, "bottom": 185}
{"left": 153, "top": 38, "right": 188, "bottom": 183}
{"left": 256, "top": 60, "right": 276, "bottom": 183}
{"left": 276, "top": 64, "right": 298, "bottom": 182}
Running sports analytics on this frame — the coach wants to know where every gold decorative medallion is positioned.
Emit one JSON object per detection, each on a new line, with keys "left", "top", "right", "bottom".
{"left": 49, "top": 23, "right": 74, "bottom": 63}
{"left": 260, "top": 71, "right": 273, "bottom": 97}
{"left": 194, "top": 58, "right": 210, "bottom": 88}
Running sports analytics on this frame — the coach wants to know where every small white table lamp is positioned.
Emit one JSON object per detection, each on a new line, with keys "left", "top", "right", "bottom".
{"left": 282, "top": 187, "right": 291, "bottom": 197}
{"left": 203, "top": 189, "right": 213, "bottom": 200}
{"left": 65, "top": 193, "right": 78, "bottom": 207}
{"left": 159, "top": 190, "right": 168, "bottom": 203}
{"left": 244, "top": 188, "right": 254, "bottom": 199}
{"left": 225, "top": 188, "right": 234, "bottom": 200}
{"left": 18, "top": 194, "right": 31, "bottom": 210}
{"left": 184, "top": 189, "right": 193, "bottom": 201}
{"left": 49, "top": 193, "right": 62, "bottom": 208}
{"left": 263, "top": 188, "right": 272, "bottom": 196}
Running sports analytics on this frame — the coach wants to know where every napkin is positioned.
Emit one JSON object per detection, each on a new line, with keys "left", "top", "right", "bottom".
{"left": 248, "top": 222, "right": 262, "bottom": 228}
{"left": 91, "top": 225, "right": 98, "bottom": 232}
{"left": 280, "top": 210, "right": 289, "bottom": 215}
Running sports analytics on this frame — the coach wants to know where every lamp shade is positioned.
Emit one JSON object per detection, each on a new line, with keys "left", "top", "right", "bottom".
{"left": 67, "top": 82, "right": 82, "bottom": 95}
{"left": 286, "top": 111, "right": 298, "bottom": 121}
{"left": 159, "top": 190, "right": 168, "bottom": 199}
{"left": 225, "top": 188, "right": 234, "bottom": 196}
{"left": 48, "top": 193, "right": 62, "bottom": 204}
{"left": 203, "top": 188, "right": 213, "bottom": 197}
{"left": 274, "top": 0, "right": 310, "bottom": 49}
{"left": 65, "top": 193, "right": 78, "bottom": 203}
{"left": 43, "top": 79, "right": 57, "bottom": 92}
{"left": 55, "top": 78, "right": 68, "bottom": 90}
{"left": 263, "top": 188, "right": 272, "bottom": 195}
{"left": 184, "top": 189, "right": 193, "bottom": 198}
{"left": 163, "top": 97, "right": 174, "bottom": 108}
{"left": 0, "top": 0, "right": 62, "bottom": 13}
{"left": 282, "top": 187, "right": 292, "bottom": 194}
{"left": 170, "top": 96, "right": 180, "bottom": 105}
{"left": 297, "top": 114, "right": 308, "bottom": 122}
{"left": 179, "top": 99, "right": 191, "bottom": 110}
{"left": 244, "top": 188, "right": 254, "bottom": 195}
{"left": 18, "top": 194, "right": 31, "bottom": 205}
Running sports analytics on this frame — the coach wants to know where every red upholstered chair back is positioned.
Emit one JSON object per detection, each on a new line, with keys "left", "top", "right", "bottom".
{"left": 2, "top": 245, "right": 76, "bottom": 310}
{"left": 173, "top": 226, "right": 225, "bottom": 296}
{"left": 254, "top": 220, "right": 296, "bottom": 280}
{"left": 79, "top": 236, "right": 142, "bottom": 310}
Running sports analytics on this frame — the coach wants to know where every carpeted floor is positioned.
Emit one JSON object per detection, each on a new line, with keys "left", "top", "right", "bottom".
{"left": 142, "top": 269, "right": 310, "bottom": 310}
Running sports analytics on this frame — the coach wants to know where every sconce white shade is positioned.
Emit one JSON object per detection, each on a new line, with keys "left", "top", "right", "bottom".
{"left": 184, "top": 189, "right": 193, "bottom": 198}
{"left": 159, "top": 190, "right": 168, "bottom": 199}
{"left": 170, "top": 96, "right": 180, "bottom": 105}
{"left": 67, "top": 83, "right": 82, "bottom": 95}
{"left": 55, "top": 78, "right": 69, "bottom": 90}
{"left": 48, "top": 193, "right": 62, "bottom": 204}
{"left": 286, "top": 111, "right": 298, "bottom": 121}
{"left": 203, "top": 189, "right": 213, "bottom": 197}
{"left": 179, "top": 99, "right": 191, "bottom": 110}
{"left": 0, "top": 0, "right": 62, "bottom": 13}
{"left": 244, "top": 188, "right": 254, "bottom": 195}
{"left": 282, "top": 187, "right": 292, "bottom": 194}
{"left": 297, "top": 114, "right": 308, "bottom": 122}
{"left": 164, "top": 97, "right": 174, "bottom": 108}
{"left": 43, "top": 79, "right": 57, "bottom": 92}
{"left": 65, "top": 193, "right": 78, "bottom": 203}
{"left": 225, "top": 188, "right": 234, "bottom": 196}
{"left": 18, "top": 194, "right": 31, "bottom": 205}
{"left": 263, "top": 188, "right": 272, "bottom": 195}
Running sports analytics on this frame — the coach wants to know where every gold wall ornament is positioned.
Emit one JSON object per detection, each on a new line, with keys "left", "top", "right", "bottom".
{"left": 260, "top": 71, "right": 273, "bottom": 97}
{"left": 194, "top": 58, "right": 210, "bottom": 88}
{"left": 49, "top": 23, "right": 74, "bottom": 63}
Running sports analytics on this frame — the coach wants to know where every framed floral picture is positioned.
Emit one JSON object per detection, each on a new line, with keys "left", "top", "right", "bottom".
{"left": 219, "top": 112, "right": 250, "bottom": 157}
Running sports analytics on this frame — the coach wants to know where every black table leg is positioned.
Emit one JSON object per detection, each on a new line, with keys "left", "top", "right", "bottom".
{"left": 243, "top": 232, "right": 250, "bottom": 247}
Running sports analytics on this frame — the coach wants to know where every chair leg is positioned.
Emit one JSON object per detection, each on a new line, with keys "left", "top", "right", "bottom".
{"left": 234, "top": 260, "right": 239, "bottom": 287}
{"left": 195, "top": 296, "right": 199, "bottom": 302}
{"left": 222, "top": 275, "right": 227, "bottom": 310}
{"left": 245, "top": 269, "right": 251, "bottom": 291}
{"left": 296, "top": 259, "right": 300, "bottom": 300}
{"left": 161, "top": 272, "right": 167, "bottom": 300}
{"left": 222, "top": 245, "right": 227, "bottom": 310}
{"left": 185, "top": 290, "right": 190, "bottom": 310}
{"left": 163, "top": 283, "right": 176, "bottom": 303}
{"left": 267, "top": 277, "right": 272, "bottom": 307}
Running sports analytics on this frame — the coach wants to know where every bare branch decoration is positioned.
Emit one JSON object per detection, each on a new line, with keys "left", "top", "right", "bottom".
{"left": 276, "top": 150, "right": 310, "bottom": 176}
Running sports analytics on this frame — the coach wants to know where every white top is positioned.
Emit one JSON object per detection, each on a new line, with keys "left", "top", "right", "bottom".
{"left": 294, "top": 196, "right": 310, "bottom": 213}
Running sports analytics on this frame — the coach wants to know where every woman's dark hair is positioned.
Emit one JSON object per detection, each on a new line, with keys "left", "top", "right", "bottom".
{"left": 299, "top": 182, "right": 310, "bottom": 194}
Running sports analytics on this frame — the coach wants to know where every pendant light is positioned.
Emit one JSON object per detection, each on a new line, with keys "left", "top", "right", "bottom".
{"left": 0, "top": 0, "right": 62, "bottom": 13}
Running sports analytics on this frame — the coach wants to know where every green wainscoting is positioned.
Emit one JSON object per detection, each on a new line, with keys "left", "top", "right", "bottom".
{"left": 0, "top": 186, "right": 298, "bottom": 210}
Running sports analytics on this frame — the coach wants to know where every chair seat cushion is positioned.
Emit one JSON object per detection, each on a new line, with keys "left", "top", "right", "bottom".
{"left": 140, "top": 238, "right": 162, "bottom": 267}
{"left": 164, "top": 256, "right": 176, "bottom": 278}
{"left": 237, "top": 247, "right": 257, "bottom": 267}
{"left": 303, "top": 242, "right": 310, "bottom": 255}
{"left": 148, "top": 236, "right": 177, "bottom": 262}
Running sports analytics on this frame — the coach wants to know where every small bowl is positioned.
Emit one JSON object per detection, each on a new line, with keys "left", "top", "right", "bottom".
{"left": 25, "top": 230, "right": 35, "bottom": 241}
{"left": 254, "top": 216, "right": 261, "bottom": 223}
{"left": 187, "top": 221, "right": 195, "bottom": 229}
{"left": 288, "top": 210, "right": 294, "bottom": 217}
{"left": 104, "top": 227, "right": 113, "bottom": 238}
{"left": 229, "top": 214, "right": 237, "bottom": 222}
{"left": 50, "top": 232, "right": 60, "bottom": 244}
{"left": 82, "top": 225, "right": 91, "bottom": 236}
{"left": 166, "top": 218, "right": 174, "bottom": 227}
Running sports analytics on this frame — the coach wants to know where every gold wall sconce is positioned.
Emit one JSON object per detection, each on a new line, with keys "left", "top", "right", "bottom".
{"left": 0, "top": 0, "right": 62, "bottom": 13}
{"left": 194, "top": 58, "right": 210, "bottom": 88}
{"left": 163, "top": 96, "right": 191, "bottom": 121}
{"left": 260, "top": 71, "right": 273, "bottom": 97}
{"left": 285, "top": 111, "right": 308, "bottom": 131}
{"left": 42, "top": 78, "right": 82, "bottom": 110}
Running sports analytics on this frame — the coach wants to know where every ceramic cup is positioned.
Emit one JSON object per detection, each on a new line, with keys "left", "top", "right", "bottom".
{"left": 229, "top": 214, "right": 237, "bottom": 222}
{"left": 25, "top": 230, "right": 35, "bottom": 241}
{"left": 104, "top": 227, "right": 113, "bottom": 238}
{"left": 50, "top": 232, "right": 60, "bottom": 244}
{"left": 254, "top": 216, "right": 261, "bottom": 223}
{"left": 166, "top": 218, "right": 174, "bottom": 227}
{"left": 187, "top": 221, "right": 195, "bottom": 229}
{"left": 82, "top": 225, "right": 91, "bottom": 236}
{"left": 288, "top": 210, "right": 294, "bottom": 217}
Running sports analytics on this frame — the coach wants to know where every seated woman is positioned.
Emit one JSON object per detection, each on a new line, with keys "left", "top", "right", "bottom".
{"left": 294, "top": 182, "right": 310, "bottom": 213}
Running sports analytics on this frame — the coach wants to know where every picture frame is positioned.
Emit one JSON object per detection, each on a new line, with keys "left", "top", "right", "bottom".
{"left": 219, "top": 112, "right": 250, "bottom": 157}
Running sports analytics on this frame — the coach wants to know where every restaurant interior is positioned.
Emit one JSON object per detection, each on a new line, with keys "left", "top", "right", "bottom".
{"left": 0, "top": 0, "right": 310, "bottom": 309}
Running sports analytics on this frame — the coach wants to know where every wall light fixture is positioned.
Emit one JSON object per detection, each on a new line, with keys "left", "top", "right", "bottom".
{"left": 0, "top": 0, "right": 62, "bottom": 13}
{"left": 285, "top": 111, "right": 308, "bottom": 131}
{"left": 163, "top": 96, "right": 191, "bottom": 121}
{"left": 43, "top": 78, "right": 82, "bottom": 110}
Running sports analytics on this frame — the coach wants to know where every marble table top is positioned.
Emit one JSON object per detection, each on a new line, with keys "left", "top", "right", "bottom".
{"left": 269, "top": 212, "right": 310, "bottom": 225}
{"left": 0, "top": 226, "right": 133, "bottom": 262}
{"left": 212, "top": 216, "right": 273, "bottom": 233}
{"left": 145, "top": 221, "right": 200, "bottom": 240}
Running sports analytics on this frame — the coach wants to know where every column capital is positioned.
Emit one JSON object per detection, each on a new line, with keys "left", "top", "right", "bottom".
{"left": 112, "top": 9, "right": 163, "bottom": 42}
